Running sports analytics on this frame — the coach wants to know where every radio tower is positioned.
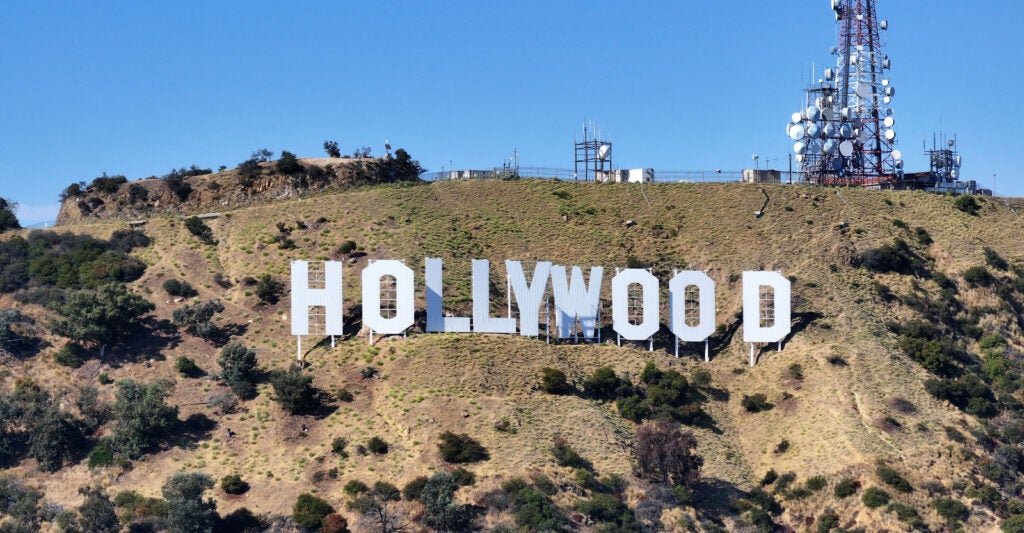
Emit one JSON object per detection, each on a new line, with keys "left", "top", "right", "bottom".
{"left": 786, "top": 0, "right": 902, "bottom": 187}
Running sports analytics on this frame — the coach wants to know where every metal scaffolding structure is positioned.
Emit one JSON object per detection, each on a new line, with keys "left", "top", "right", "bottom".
{"left": 786, "top": 0, "right": 901, "bottom": 187}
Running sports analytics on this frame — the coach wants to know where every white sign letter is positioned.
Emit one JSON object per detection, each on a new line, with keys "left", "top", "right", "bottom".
{"left": 290, "top": 260, "right": 344, "bottom": 335}
{"left": 742, "top": 271, "right": 792, "bottom": 343}
{"left": 425, "top": 257, "right": 471, "bottom": 333}
{"left": 472, "top": 259, "right": 516, "bottom": 333}
{"left": 551, "top": 265, "right": 603, "bottom": 338}
{"left": 362, "top": 260, "right": 415, "bottom": 335}
{"left": 506, "top": 260, "right": 552, "bottom": 337}
{"left": 611, "top": 269, "right": 660, "bottom": 341}
{"left": 669, "top": 271, "right": 716, "bottom": 342}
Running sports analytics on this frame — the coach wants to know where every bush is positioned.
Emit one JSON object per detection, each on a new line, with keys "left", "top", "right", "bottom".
{"left": 834, "top": 477, "right": 859, "bottom": 498}
{"left": 806, "top": 475, "right": 827, "bottom": 492}
{"left": 858, "top": 242, "right": 917, "bottom": 274}
{"left": 90, "top": 174, "right": 127, "bottom": 193}
{"left": 88, "top": 439, "right": 114, "bottom": 468}
{"left": 931, "top": 496, "right": 968, "bottom": 525}
{"left": 269, "top": 366, "right": 317, "bottom": 414}
{"left": 162, "top": 278, "right": 196, "bottom": 297}
{"left": 550, "top": 437, "right": 591, "bottom": 470}
{"left": 403, "top": 476, "right": 428, "bottom": 501}
{"left": 331, "top": 437, "right": 348, "bottom": 456}
{"left": 54, "top": 343, "right": 85, "bottom": 368}
{"left": 450, "top": 467, "right": 476, "bottom": 487}
{"left": 915, "top": 227, "right": 933, "bottom": 246}
{"left": 511, "top": 486, "right": 567, "bottom": 532}
{"left": 1003, "top": 514, "right": 1024, "bottom": 533}
{"left": 174, "top": 356, "right": 203, "bottom": 377}
{"left": 110, "top": 379, "right": 178, "bottom": 459}
{"left": 255, "top": 274, "right": 283, "bottom": 304}
{"left": 324, "top": 141, "right": 341, "bottom": 158}
{"left": 218, "top": 342, "right": 258, "bottom": 399}
{"left": 787, "top": 363, "right": 804, "bottom": 380}
{"left": 861, "top": 487, "right": 891, "bottom": 508}
{"left": 954, "top": 195, "right": 980, "bottom": 215}
{"left": 760, "top": 469, "right": 778, "bottom": 486}
{"left": 343, "top": 479, "right": 369, "bottom": 496}
{"left": 162, "top": 471, "right": 216, "bottom": 533}
{"left": 50, "top": 283, "right": 155, "bottom": 348}
{"left": 338, "top": 240, "right": 357, "bottom": 254}
{"left": 964, "top": 265, "right": 994, "bottom": 287}
{"left": 321, "top": 513, "right": 349, "bottom": 533}
{"left": 742, "top": 394, "right": 773, "bottom": 413}
{"left": 276, "top": 151, "right": 302, "bottom": 174}
{"left": 583, "top": 366, "right": 623, "bottom": 399}
{"left": 293, "top": 493, "right": 335, "bottom": 530}
{"left": 367, "top": 436, "right": 389, "bottom": 455}
{"left": 183, "top": 216, "right": 213, "bottom": 244}
{"left": 421, "top": 472, "right": 471, "bottom": 531}
{"left": 221, "top": 474, "right": 249, "bottom": 494}
{"left": 438, "top": 431, "right": 489, "bottom": 463}
{"left": 540, "top": 367, "right": 571, "bottom": 394}
{"left": 877, "top": 465, "right": 913, "bottom": 493}
{"left": 172, "top": 299, "right": 224, "bottom": 340}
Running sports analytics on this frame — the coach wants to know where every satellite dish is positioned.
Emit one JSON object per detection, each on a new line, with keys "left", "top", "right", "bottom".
{"left": 951, "top": 169, "right": 959, "bottom": 179}
{"left": 882, "top": 58, "right": 891, "bottom": 69}
{"left": 830, "top": 46, "right": 838, "bottom": 55}
{"left": 831, "top": 157, "right": 844, "bottom": 171}
{"left": 840, "top": 123, "right": 853, "bottom": 138}
{"left": 880, "top": 20, "right": 888, "bottom": 30}
{"left": 823, "top": 123, "right": 836, "bottom": 137}
{"left": 807, "top": 106, "right": 821, "bottom": 121}
{"left": 796, "top": 154, "right": 805, "bottom": 163}
{"left": 884, "top": 129, "right": 896, "bottom": 141}
{"left": 839, "top": 141, "right": 855, "bottom": 157}
{"left": 882, "top": 79, "right": 890, "bottom": 87}
{"left": 955, "top": 156, "right": 962, "bottom": 167}
{"left": 825, "top": 68, "right": 834, "bottom": 81}
{"left": 831, "top": 0, "right": 839, "bottom": 9}
{"left": 385, "top": 139, "right": 392, "bottom": 151}
{"left": 789, "top": 124, "right": 805, "bottom": 140}
{"left": 885, "top": 86, "right": 895, "bottom": 97}
{"left": 753, "top": 153, "right": 759, "bottom": 161}
{"left": 883, "top": 96, "right": 892, "bottom": 104}
{"left": 792, "top": 112, "right": 803, "bottom": 123}
{"left": 841, "top": 107, "right": 851, "bottom": 119}
{"left": 883, "top": 116, "right": 895, "bottom": 128}
{"left": 794, "top": 141, "right": 807, "bottom": 155}
{"left": 822, "top": 108, "right": 834, "bottom": 121}
{"left": 807, "top": 123, "right": 821, "bottom": 138}
{"left": 856, "top": 82, "right": 871, "bottom": 99}
{"left": 892, "top": 149, "right": 902, "bottom": 160}
{"left": 823, "top": 139, "right": 837, "bottom": 154}
{"left": 598, "top": 144, "right": 611, "bottom": 160}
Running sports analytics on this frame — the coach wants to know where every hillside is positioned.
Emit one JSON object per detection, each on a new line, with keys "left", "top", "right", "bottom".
{"left": 6, "top": 180, "right": 1024, "bottom": 532}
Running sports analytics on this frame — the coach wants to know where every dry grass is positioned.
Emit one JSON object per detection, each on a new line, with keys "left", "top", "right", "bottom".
{"left": 5, "top": 181, "right": 1024, "bottom": 530}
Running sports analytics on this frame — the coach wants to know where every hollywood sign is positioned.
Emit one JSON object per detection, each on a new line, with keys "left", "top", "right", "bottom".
{"left": 291, "top": 259, "right": 791, "bottom": 363}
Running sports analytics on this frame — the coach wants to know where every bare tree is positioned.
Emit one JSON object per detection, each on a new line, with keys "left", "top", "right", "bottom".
{"left": 635, "top": 420, "right": 703, "bottom": 487}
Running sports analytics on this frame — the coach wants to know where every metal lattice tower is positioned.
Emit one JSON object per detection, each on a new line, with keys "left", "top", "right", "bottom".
{"left": 787, "top": 0, "right": 902, "bottom": 187}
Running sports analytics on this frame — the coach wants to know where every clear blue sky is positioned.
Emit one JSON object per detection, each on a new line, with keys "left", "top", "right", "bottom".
{"left": 1, "top": 1, "right": 1017, "bottom": 226}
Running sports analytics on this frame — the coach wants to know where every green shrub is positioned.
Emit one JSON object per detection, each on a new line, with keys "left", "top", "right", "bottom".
{"left": 338, "top": 240, "right": 357, "bottom": 254}
{"left": 88, "top": 439, "right": 114, "bottom": 468}
{"left": 540, "top": 367, "right": 571, "bottom": 394}
{"left": 964, "top": 265, "right": 994, "bottom": 287}
{"left": 172, "top": 300, "right": 224, "bottom": 340}
{"left": 54, "top": 343, "right": 85, "bottom": 368}
{"left": 583, "top": 366, "right": 623, "bottom": 399}
{"left": 1002, "top": 514, "right": 1024, "bottom": 533}
{"left": 343, "top": 479, "right": 369, "bottom": 496}
{"left": 805, "top": 475, "right": 827, "bottom": 492}
{"left": 255, "top": 274, "right": 283, "bottom": 304}
{"left": 403, "top": 476, "right": 428, "bottom": 501}
{"left": 787, "top": 363, "right": 804, "bottom": 381}
{"left": 218, "top": 341, "right": 259, "bottom": 399}
{"left": 828, "top": 479, "right": 863, "bottom": 504}
{"left": 331, "top": 437, "right": 348, "bottom": 457}
{"left": 269, "top": 366, "right": 318, "bottom": 414}
{"left": 954, "top": 195, "right": 980, "bottom": 215}
{"left": 276, "top": 151, "right": 302, "bottom": 174}
{"left": 817, "top": 512, "right": 840, "bottom": 532}
{"left": 293, "top": 493, "right": 335, "bottom": 529}
{"left": 184, "top": 216, "right": 213, "bottom": 244}
{"left": 221, "top": 474, "right": 249, "bottom": 494}
{"left": 876, "top": 465, "right": 912, "bottom": 493}
{"left": 742, "top": 394, "right": 773, "bottom": 413}
{"left": 892, "top": 218, "right": 908, "bottom": 229}
{"left": 861, "top": 487, "right": 891, "bottom": 508}
{"left": 161, "top": 278, "right": 196, "bottom": 297}
{"left": 931, "top": 496, "right": 968, "bottom": 525}
{"left": 367, "top": 436, "right": 389, "bottom": 455}
{"left": 336, "top": 388, "right": 354, "bottom": 402}
{"left": 451, "top": 467, "right": 476, "bottom": 487}
{"left": 760, "top": 469, "right": 778, "bottom": 486}
{"left": 437, "top": 431, "right": 489, "bottom": 463}
{"left": 175, "top": 356, "right": 202, "bottom": 378}
{"left": 550, "top": 437, "right": 591, "bottom": 470}
{"left": 915, "top": 227, "right": 933, "bottom": 246}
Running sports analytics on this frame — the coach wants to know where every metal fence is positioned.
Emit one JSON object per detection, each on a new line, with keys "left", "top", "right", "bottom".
{"left": 422, "top": 168, "right": 769, "bottom": 183}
